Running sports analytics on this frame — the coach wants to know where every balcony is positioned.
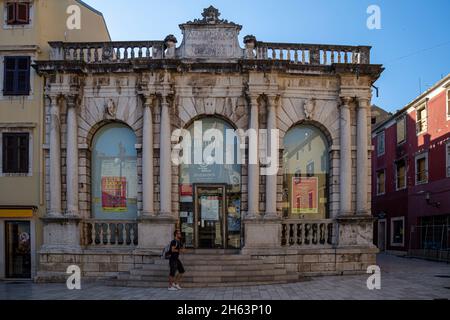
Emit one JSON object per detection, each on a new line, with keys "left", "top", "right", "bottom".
{"left": 82, "top": 220, "right": 138, "bottom": 247}
{"left": 281, "top": 219, "right": 335, "bottom": 248}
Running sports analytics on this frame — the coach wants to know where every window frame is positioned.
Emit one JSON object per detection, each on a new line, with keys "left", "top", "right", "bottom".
{"left": 376, "top": 169, "right": 386, "bottom": 196}
{"left": 2, "top": 56, "right": 31, "bottom": 96}
{"left": 395, "top": 159, "right": 407, "bottom": 191}
{"left": 1, "top": 132, "right": 30, "bottom": 174}
{"left": 376, "top": 131, "right": 385, "bottom": 157}
{"left": 5, "top": 2, "right": 30, "bottom": 25}
{"left": 416, "top": 103, "right": 428, "bottom": 135}
{"left": 446, "top": 141, "right": 450, "bottom": 178}
{"left": 415, "top": 152, "right": 429, "bottom": 185}
{"left": 390, "top": 216, "right": 405, "bottom": 247}
{"left": 447, "top": 89, "right": 450, "bottom": 121}
{"left": 396, "top": 115, "right": 407, "bottom": 145}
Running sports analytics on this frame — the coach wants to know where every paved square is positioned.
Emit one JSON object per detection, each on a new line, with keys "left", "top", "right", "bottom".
{"left": 1, "top": 254, "right": 449, "bottom": 300}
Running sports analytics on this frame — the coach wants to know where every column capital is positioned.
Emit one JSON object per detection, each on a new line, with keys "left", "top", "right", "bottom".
{"left": 66, "top": 94, "right": 81, "bottom": 109}
{"left": 357, "top": 97, "right": 371, "bottom": 109}
{"left": 339, "top": 96, "right": 353, "bottom": 108}
{"left": 46, "top": 93, "right": 64, "bottom": 106}
{"left": 266, "top": 94, "right": 279, "bottom": 108}
{"left": 143, "top": 94, "right": 157, "bottom": 108}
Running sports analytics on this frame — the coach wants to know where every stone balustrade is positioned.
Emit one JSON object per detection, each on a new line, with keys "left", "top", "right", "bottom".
{"left": 281, "top": 220, "right": 335, "bottom": 247}
{"left": 47, "top": 41, "right": 370, "bottom": 65}
{"left": 255, "top": 42, "right": 371, "bottom": 65}
{"left": 49, "top": 41, "right": 166, "bottom": 63}
{"left": 82, "top": 220, "right": 138, "bottom": 247}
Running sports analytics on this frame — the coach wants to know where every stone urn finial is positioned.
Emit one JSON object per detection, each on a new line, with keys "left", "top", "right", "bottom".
{"left": 244, "top": 35, "right": 257, "bottom": 59}
{"left": 164, "top": 34, "right": 178, "bottom": 58}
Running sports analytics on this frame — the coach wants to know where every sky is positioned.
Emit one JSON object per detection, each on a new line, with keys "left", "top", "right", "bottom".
{"left": 82, "top": 0, "right": 450, "bottom": 113}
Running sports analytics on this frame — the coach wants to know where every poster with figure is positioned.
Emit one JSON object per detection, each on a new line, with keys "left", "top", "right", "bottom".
{"left": 200, "top": 197, "right": 219, "bottom": 221}
{"left": 101, "top": 177, "right": 127, "bottom": 211}
{"left": 291, "top": 177, "right": 318, "bottom": 214}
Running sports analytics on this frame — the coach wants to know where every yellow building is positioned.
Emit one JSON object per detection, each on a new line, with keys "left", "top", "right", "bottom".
{"left": 0, "top": 0, "right": 109, "bottom": 279}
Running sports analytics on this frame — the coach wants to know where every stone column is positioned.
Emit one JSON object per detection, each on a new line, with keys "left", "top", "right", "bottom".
{"left": 48, "top": 94, "right": 62, "bottom": 217}
{"left": 247, "top": 95, "right": 260, "bottom": 219}
{"left": 265, "top": 95, "right": 278, "bottom": 218}
{"left": 339, "top": 97, "right": 352, "bottom": 215}
{"left": 159, "top": 94, "right": 172, "bottom": 216}
{"left": 66, "top": 95, "right": 79, "bottom": 217}
{"left": 356, "top": 97, "right": 370, "bottom": 215}
{"left": 142, "top": 96, "right": 155, "bottom": 217}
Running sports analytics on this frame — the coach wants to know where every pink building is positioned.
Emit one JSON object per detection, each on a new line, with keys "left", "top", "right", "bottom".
{"left": 372, "top": 74, "right": 450, "bottom": 261}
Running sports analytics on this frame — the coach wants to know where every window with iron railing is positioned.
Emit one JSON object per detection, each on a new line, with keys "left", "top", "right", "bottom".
{"left": 377, "top": 131, "right": 385, "bottom": 156}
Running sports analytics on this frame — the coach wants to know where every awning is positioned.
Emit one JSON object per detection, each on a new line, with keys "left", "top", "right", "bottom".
{"left": 0, "top": 206, "right": 36, "bottom": 218}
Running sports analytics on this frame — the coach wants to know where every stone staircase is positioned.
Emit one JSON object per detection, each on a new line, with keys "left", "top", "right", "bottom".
{"left": 105, "top": 251, "right": 303, "bottom": 288}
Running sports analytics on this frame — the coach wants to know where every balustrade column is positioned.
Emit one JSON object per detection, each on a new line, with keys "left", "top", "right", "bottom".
{"left": 48, "top": 94, "right": 62, "bottom": 217}
{"left": 142, "top": 96, "right": 155, "bottom": 217}
{"left": 265, "top": 95, "right": 278, "bottom": 218}
{"left": 247, "top": 95, "right": 260, "bottom": 219}
{"left": 66, "top": 95, "right": 79, "bottom": 217}
{"left": 159, "top": 95, "right": 172, "bottom": 216}
{"left": 356, "top": 97, "right": 370, "bottom": 214}
{"left": 339, "top": 97, "right": 352, "bottom": 215}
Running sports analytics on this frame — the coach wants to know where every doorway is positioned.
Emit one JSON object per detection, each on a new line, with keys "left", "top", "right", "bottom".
{"left": 194, "top": 185, "right": 227, "bottom": 249}
{"left": 5, "top": 221, "right": 31, "bottom": 278}
{"left": 378, "top": 219, "right": 386, "bottom": 252}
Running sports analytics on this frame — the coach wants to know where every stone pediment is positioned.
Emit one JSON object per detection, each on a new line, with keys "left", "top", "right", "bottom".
{"left": 178, "top": 6, "right": 243, "bottom": 61}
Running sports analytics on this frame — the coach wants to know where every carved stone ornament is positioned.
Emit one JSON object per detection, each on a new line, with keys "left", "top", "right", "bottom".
{"left": 304, "top": 99, "right": 315, "bottom": 120}
{"left": 105, "top": 98, "right": 117, "bottom": 118}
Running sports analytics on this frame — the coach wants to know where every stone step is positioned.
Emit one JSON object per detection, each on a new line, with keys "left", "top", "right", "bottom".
{"left": 139, "top": 263, "right": 285, "bottom": 272}
{"left": 152, "top": 258, "right": 274, "bottom": 266}
{"left": 108, "top": 280, "right": 291, "bottom": 288}
{"left": 129, "top": 268, "right": 288, "bottom": 278}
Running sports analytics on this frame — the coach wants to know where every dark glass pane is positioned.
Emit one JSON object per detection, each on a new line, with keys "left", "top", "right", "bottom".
{"left": 6, "top": 3, "right": 15, "bottom": 24}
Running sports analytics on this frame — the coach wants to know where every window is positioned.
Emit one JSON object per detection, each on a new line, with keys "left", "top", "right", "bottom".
{"left": 6, "top": 2, "right": 30, "bottom": 25}
{"left": 391, "top": 217, "right": 405, "bottom": 247}
{"left": 3, "top": 56, "right": 31, "bottom": 96}
{"left": 91, "top": 124, "right": 138, "bottom": 220}
{"left": 376, "top": 170, "right": 385, "bottom": 195}
{"left": 283, "top": 125, "right": 329, "bottom": 219}
{"left": 2, "top": 132, "right": 29, "bottom": 173}
{"left": 447, "top": 90, "right": 450, "bottom": 119}
{"left": 416, "top": 104, "right": 427, "bottom": 135}
{"left": 396, "top": 116, "right": 406, "bottom": 144}
{"left": 415, "top": 153, "right": 428, "bottom": 185}
{"left": 377, "top": 131, "right": 385, "bottom": 156}
{"left": 395, "top": 159, "right": 406, "bottom": 190}
{"left": 446, "top": 142, "right": 450, "bottom": 178}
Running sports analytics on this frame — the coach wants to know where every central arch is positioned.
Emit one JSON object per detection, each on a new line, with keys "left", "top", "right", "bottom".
{"left": 178, "top": 116, "right": 242, "bottom": 249}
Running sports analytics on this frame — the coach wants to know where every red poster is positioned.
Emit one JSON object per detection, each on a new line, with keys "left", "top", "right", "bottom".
{"left": 180, "top": 184, "right": 193, "bottom": 196}
{"left": 101, "top": 177, "right": 127, "bottom": 211}
{"left": 291, "top": 177, "right": 318, "bottom": 214}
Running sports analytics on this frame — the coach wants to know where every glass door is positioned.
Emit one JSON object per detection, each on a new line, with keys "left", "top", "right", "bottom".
{"left": 5, "top": 221, "right": 31, "bottom": 278}
{"left": 194, "top": 185, "right": 226, "bottom": 249}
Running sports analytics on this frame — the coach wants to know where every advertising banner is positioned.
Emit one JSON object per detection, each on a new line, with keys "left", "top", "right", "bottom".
{"left": 291, "top": 177, "right": 318, "bottom": 214}
{"left": 101, "top": 177, "right": 127, "bottom": 212}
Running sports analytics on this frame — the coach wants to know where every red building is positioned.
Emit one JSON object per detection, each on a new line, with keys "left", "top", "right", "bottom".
{"left": 372, "top": 74, "right": 450, "bottom": 261}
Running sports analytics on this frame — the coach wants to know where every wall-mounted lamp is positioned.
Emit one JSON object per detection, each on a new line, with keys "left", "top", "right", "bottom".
{"left": 425, "top": 192, "right": 440, "bottom": 208}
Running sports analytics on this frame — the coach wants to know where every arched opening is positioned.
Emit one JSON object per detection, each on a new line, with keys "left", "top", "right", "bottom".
{"left": 282, "top": 124, "right": 330, "bottom": 219}
{"left": 178, "top": 116, "right": 242, "bottom": 249}
{"left": 91, "top": 123, "right": 138, "bottom": 220}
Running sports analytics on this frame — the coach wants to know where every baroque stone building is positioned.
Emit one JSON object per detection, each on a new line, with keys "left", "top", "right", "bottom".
{"left": 34, "top": 7, "right": 383, "bottom": 286}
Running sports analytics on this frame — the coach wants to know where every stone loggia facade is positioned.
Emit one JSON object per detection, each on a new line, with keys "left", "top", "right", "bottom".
{"left": 34, "top": 7, "right": 383, "bottom": 284}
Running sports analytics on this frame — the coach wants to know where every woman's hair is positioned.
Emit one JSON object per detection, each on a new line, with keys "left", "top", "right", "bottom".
{"left": 174, "top": 229, "right": 180, "bottom": 237}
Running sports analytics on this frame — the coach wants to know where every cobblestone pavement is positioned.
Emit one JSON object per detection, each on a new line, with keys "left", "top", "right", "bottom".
{"left": 1, "top": 254, "right": 449, "bottom": 300}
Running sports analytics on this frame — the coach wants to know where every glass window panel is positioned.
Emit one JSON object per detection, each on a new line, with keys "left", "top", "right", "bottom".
{"left": 283, "top": 125, "right": 329, "bottom": 219}
{"left": 91, "top": 124, "right": 138, "bottom": 220}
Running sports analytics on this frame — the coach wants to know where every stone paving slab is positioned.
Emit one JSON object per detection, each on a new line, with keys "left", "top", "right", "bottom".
{"left": 1, "top": 254, "right": 449, "bottom": 300}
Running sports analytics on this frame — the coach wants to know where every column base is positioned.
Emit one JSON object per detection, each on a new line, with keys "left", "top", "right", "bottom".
{"left": 263, "top": 213, "right": 281, "bottom": 220}
{"left": 244, "top": 212, "right": 261, "bottom": 220}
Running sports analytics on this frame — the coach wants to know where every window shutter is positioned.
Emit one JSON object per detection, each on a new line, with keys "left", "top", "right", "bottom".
{"left": 16, "top": 3, "right": 30, "bottom": 24}
{"left": 3, "top": 57, "right": 31, "bottom": 95}
{"left": 17, "top": 57, "right": 31, "bottom": 94}
{"left": 3, "top": 57, "right": 15, "bottom": 94}
{"left": 6, "top": 3, "right": 16, "bottom": 24}
{"left": 18, "top": 134, "right": 29, "bottom": 173}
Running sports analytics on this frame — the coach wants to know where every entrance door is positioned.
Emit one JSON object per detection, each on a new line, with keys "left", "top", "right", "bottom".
{"left": 194, "top": 185, "right": 226, "bottom": 249}
{"left": 378, "top": 220, "right": 386, "bottom": 251}
{"left": 5, "top": 221, "right": 31, "bottom": 278}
